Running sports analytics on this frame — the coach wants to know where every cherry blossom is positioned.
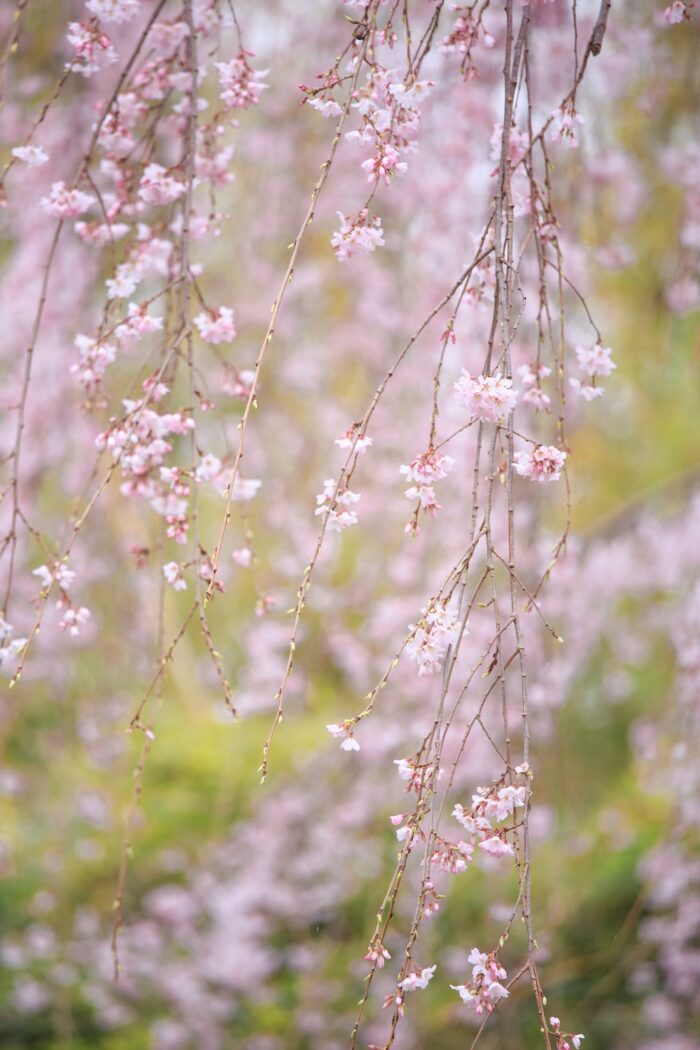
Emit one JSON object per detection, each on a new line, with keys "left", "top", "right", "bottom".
{"left": 39, "top": 182, "right": 95, "bottom": 219}
{"left": 138, "top": 164, "right": 186, "bottom": 206}
{"left": 315, "top": 480, "right": 361, "bottom": 532}
{"left": 331, "top": 209, "right": 385, "bottom": 261}
{"left": 194, "top": 307, "right": 237, "bottom": 344}
{"left": 216, "top": 53, "right": 268, "bottom": 110}
{"left": 406, "top": 599, "right": 462, "bottom": 675}
{"left": 451, "top": 949, "right": 510, "bottom": 1014}
{"left": 513, "top": 445, "right": 567, "bottom": 483}
{"left": 58, "top": 606, "right": 91, "bottom": 637}
{"left": 398, "top": 965, "right": 436, "bottom": 992}
{"left": 163, "top": 563, "right": 187, "bottom": 592}
{"left": 479, "top": 835, "right": 515, "bottom": 857}
{"left": 85, "top": 0, "right": 140, "bottom": 23}
{"left": 335, "top": 429, "right": 372, "bottom": 453}
{"left": 11, "top": 145, "right": 48, "bottom": 167}
{"left": 364, "top": 941, "right": 391, "bottom": 968}
{"left": 308, "top": 97, "right": 343, "bottom": 118}
{"left": 454, "top": 370, "right": 517, "bottom": 421}
{"left": 66, "top": 21, "right": 117, "bottom": 76}
{"left": 551, "top": 103, "right": 586, "bottom": 149}
{"left": 400, "top": 450, "right": 454, "bottom": 517}
{"left": 663, "top": 1, "right": 693, "bottom": 24}
{"left": 575, "top": 343, "right": 616, "bottom": 378}
{"left": 326, "top": 723, "right": 360, "bottom": 751}
{"left": 0, "top": 618, "right": 27, "bottom": 671}
{"left": 519, "top": 363, "right": 553, "bottom": 412}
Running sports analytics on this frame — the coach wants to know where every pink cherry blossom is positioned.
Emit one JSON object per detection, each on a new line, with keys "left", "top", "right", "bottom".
{"left": 194, "top": 307, "right": 237, "bottom": 344}
{"left": 163, "top": 562, "right": 187, "bottom": 591}
{"left": 315, "top": 480, "right": 361, "bottom": 532}
{"left": 454, "top": 370, "right": 518, "bottom": 421}
{"left": 138, "top": 164, "right": 186, "bottom": 206}
{"left": 514, "top": 445, "right": 567, "bottom": 483}
{"left": 216, "top": 53, "right": 268, "bottom": 110}
{"left": 398, "top": 965, "right": 436, "bottom": 992}
{"left": 40, "top": 182, "right": 95, "bottom": 219}
{"left": 86, "top": 0, "right": 140, "bottom": 23}
{"left": 575, "top": 343, "right": 616, "bottom": 378}
{"left": 11, "top": 145, "right": 48, "bottom": 167}
{"left": 479, "top": 835, "right": 515, "bottom": 858}
{"left": 232, "top": 548, "right": 253, "bottom": 567}
{"left": 331, "top": 209, "right": 385, "bottom": 261}
{"left": 326, "top": 723, "right": 360, "bottom": 751}
{"left": 66, "top": 22, "right": 117, "bottom": 76}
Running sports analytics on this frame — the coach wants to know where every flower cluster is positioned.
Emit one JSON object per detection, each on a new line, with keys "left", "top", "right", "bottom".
{"left": 11, "top": 145, "right": 48, "bottom": 167}
{"left": 66, "top": 21, "right": 117, "bottom": 77}
{"left": 550, "top": 1016, "right": 585, "bottom": 1049}
{"left": 40, "top": 181, "right": 95, "bottom": 219}
{"left": 441, "top": 6, "right": 495, "bottom": 80}
{"left": 452, "top": 778, "right": 527, "bottom": 860}
{"left": 86, "top": 0, "right": 141, "bottom": 24}
{"left": 400, "top": 449, "right": 454, "bottom": 516}
{"left": 326, "top": 721, "right": 360, "bottom": 751}
{"left": 315, "top": 480, "right": 361, "bottom": 532}
{"left": 454, "top": 369, "right": 517, "bottom": 421}
{"left": 383, "top": 964, "right": 436, "bottom": 1016}
{"left": 550, "top": 102, "right": 586, "bottom": 149}
{"left": 570, "top": 343, "right": 616, "bottom": 401}
{"left": 364, "top": 939, "right": 391, "bottom": 968}
{"left": 430, "top": 837, "right": 474, "bottom": 874}
{"left": 96, "top": 388, "right": 196, "bottom": 542}
{"left": 138, "top": 163, "right": 185, "bottom": 206}
{"left": 406, "top": 598, "right": 462, "bottom": 676}
{"left": 71, "top": 334, "right": 117, "bottom": 403}
{"left": 216, "top": 52, "right": 268, "bottom": 110}
{"left": 331, "top": 209, "right": 385, "bottom": 261}
{"left": 518, "top": 362, "right": 552, "bottom": 412}
{"left": 345, "top": 69, "right": 432, "bottom": 186}
{"left": 451, "top": 948, "right": 510, "bottom": 1014}
{"left": 335, "top": 427, "right": 373, "bottom": 454}
{"left": 33, "top": 562, "right": 91, "bottom": 638}
{"left": 663, "top": 1, "right": 694, "bottom": 24}
{"left": 398, "top": 965, "right": 436, "bottom": 993}
{"left": 394, "top": 756, "right": 442, "bottom": 795}
{"left": 0, "top": 617, "right": 27, "bottom": 671}
{"left": 513, "top": 444, "right": 567, "bottom": 483}
{"left": 194, "top": 306, "right": 237, "bottom": 344}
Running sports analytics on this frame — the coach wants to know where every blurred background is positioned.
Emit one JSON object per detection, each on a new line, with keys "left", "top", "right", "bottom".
{"left": 0, "top": 2, "right": 699, "bottom": 1048}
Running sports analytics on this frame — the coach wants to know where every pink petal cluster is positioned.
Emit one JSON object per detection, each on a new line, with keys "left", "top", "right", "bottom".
{"left": 194, "top": 307, "right": 237, "bottom": 344}
{"left": 398, "top": 965, "right": 436, "bottom": 992}
{"left": 451, "top": 948, "right": 509, "bottom": 1014}
{"left": 326, "top": 723, "right": 360, "bottom": 751}
{"left": 331, "top": 209, "right": 385, "bottom": 261}
{"left": 513, "top": 444, "right": 567, "bottom": 483}
{"left": 315, "top": 480, "right": 361, "bottom": 532}
{"left": 400, "top": 450, "right": 454, "bottom": 514}
{"left": 406, "top": 599, "right": 462, "bottom": 676}
{"left": 138, "top": 163, "right": 186, "bottom": 206}
{"left": 519, "top": 363, "right": 553, "bottom": 412}
{"left": 66, "top": 21, "right": 117, "bottom": 76}
{"left": 216, "top": 53, "right": 268, "bottom": 110}
{"left": 454, "top": 370, "right": 517, "bottom": 421}
{"left": 11, "top": 145, "right": 48, "bottom": 167}
{"left": 86, "top": 0, "right": 140, "bottom": 23}
{"left": 40, "top": 181, "right": 95, "bottom": 219}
